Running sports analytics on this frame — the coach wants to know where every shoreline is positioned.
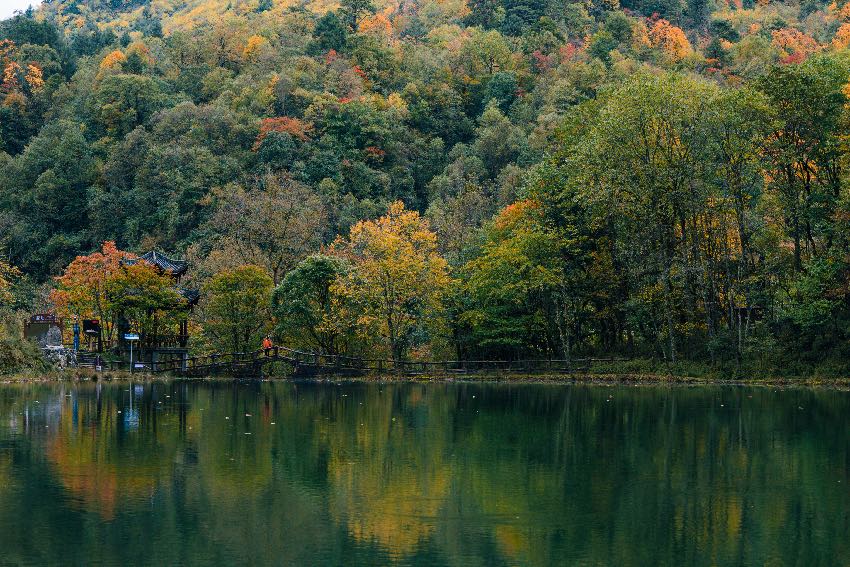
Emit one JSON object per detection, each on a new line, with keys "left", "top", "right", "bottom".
{"left": 301, "top": 372, "right": 850, "bottom": 389}
{"left": 3, "top": 369, "right": 850, "bottom": 389}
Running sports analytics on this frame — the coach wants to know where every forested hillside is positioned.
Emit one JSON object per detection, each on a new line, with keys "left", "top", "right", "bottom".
{"left": 3, "top": 0, "right": 850, "bottom": 374}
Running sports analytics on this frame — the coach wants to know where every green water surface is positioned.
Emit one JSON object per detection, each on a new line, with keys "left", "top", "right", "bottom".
{"left": 0, "top": 380, "right": 847, "bottom": 566}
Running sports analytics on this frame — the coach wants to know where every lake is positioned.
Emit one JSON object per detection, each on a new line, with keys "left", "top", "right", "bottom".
{"left": 0, "top": 380, "right": 847, "bottom": 566}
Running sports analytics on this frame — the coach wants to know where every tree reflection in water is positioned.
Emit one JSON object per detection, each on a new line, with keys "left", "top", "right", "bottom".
{"left": 0, "top": 381, "right": 846, "bottom": 566}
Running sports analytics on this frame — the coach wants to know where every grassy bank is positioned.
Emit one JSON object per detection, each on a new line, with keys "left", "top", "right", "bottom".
{"left": 0, "top": 368, "right": 164, "bottom": 383}
{"left": 571, "top": 357, "right": 850, "bottom": 383}
{"left": 6, "top": 356, "right": 850, "bottom": 388}
{"left": 288, "top": 356, "right": 850, "bottom": 388}
{"left": 302, "top": 370, "right": 850, "bottom": 389}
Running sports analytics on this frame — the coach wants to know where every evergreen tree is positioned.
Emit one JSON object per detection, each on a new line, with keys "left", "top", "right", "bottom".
{"left": 309, "top": 12, "right": 349, "bottom": 54}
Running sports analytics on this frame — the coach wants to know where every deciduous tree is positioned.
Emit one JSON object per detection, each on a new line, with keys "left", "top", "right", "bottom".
{"left": 199, "top": 265, "right": 274, "bottom": 353}
{"left": 272, "top": 254, "right": 355, "bottom": 354}
{"left": 203, "top": 173, "right": 327, "bottom": 285}
{"left": 0, "top": 260, "right": 20, "bottom": 309}
{"left": 330, "top": 201, "right": 450, "bottom": 362}
{"left": 50, "top": 242, "right": 182, "bottom": 345}
{"left": 110, "top": 262, "right": 185, "bottom": 343}
{"left": 49, "top": 241, "right": 133, "bottom": 343}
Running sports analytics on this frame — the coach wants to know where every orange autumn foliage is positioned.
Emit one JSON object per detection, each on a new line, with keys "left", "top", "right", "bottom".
{"left": 2, "top": 61, "right": 20, "bottom": 92}
{"left": 834, "top": 23, "right": 850, "bottom": 49}
{"left": 0, "top": 39, "right": 46, "bottom": 105}
{"left": 648, "top": 19, "right": 692, "bottom": 60}
{"left": 51, "top": 241, "right": 183, "bottom": 342}
{"left": 243, "top": 35, "right": 268, "bottom": 61}
{"left": 253, "top": 116, "right": 314, "bottom": 149}
{"left": 25, "top": 64, "right": 43, "bottom": 91}
{"left": 330, "top": 201, "right": 449, "bottom": 361}
{"left": 493, "top": 199, "right": 540, "bottom": 232}
{"left": 127, "top": 41, "right": 154, "bottom": 66}
{"left": 100, "top": 49, "right": 127, "bottom": 71}
{"left": 358, "top": 13, "right": 394, "bottom": 38}
{"left": 772, "top": 28, "right": 820, "bottom": 61}
{"left": 0, "top": 39, "right": 14, "bottom": 65}
{"left": 49, "top": 242, "right": 136, "bottom": 341}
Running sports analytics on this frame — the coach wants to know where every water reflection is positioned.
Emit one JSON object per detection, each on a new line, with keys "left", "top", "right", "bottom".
{"left": 0, "top": 381, "right": 846, "bottom": 566}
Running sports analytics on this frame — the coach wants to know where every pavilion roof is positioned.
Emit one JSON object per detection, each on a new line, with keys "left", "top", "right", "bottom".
{"left": 178, "top": 288, "right": 200, "bottom": 306}
{"left": 126, "top": 250, "right": 188, "bottom": 277}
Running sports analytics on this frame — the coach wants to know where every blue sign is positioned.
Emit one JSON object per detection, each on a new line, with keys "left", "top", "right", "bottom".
{"left": 124, "top": 333, "right": 140, "bottom": 341}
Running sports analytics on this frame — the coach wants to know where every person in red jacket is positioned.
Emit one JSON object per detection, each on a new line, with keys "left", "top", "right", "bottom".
{"left": 262, "top": 335, "right": 273, "bottom": 352}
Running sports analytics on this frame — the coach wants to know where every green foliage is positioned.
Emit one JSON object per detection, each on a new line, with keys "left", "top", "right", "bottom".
{"left": 465, "top": 0, "right": 503, "bottom": 29}
{"left": 604, "top": 11, "right": 633, "bottom": 43}
{"left": 339, "top": 0, "right": 376, "bottom": 31}
{"left": 0, "top": 318, "right": 47, "bottom": 376}
{"left": 0, "top": 13, "right": 60, "bottom": 50}
{"left": 7, "top": 0, "right": 850, "bottom": 374}
{"left": 272, "top": 254, "right": 354, "bottom": 354}
{"left": 501, "top": 0, "right": 547, "bottom": 36}
{"left": 484, "top": 71, "right": 518, "bottom": 111}
{"left": 200, "top": 265, "right": 274, "bottom": 353}
{"left": 0, "top": 120, "right": 95, "bottom": 278}
{"left": 95, "top": 74, "right": 173, "bottom": 138}
{"left": 460, "top": 201, "right": 565, "bottom": 358}
{"left": 309, "top": 12, "right": 348, "bottom": 55}
{"left": 589, "top": 30, "right": 618, "bottom": 64}
{"left": 111, "top": 263, "right": 186, "bottom": 340}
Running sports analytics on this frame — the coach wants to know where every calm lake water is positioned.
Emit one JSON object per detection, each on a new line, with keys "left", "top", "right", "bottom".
{"left": 0, "top": 380, "right": 847, "bottom": 566}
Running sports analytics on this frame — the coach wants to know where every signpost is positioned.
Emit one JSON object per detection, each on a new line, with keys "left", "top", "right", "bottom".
{"left": 72, "top": 319, "right": 80, "bottom": 353}
{"left": 124, "top": 333, "right": 140, "bottom": 373}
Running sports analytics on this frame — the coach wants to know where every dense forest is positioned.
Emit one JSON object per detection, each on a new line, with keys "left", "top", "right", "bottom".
{"left": 2, "top": 0, "right": 850, "bottom": 374}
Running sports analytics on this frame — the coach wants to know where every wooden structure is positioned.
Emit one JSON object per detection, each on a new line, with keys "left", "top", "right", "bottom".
{"left": 120, "top": 250, "right": 199, "bottom": 371}
{"left": 23, "top": 313, "right": 64, "bottom": 343}
{"left": 150, "top": 345, "right": 627, "bottom": 378}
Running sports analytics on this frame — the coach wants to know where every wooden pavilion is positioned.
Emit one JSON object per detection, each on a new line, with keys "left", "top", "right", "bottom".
{"left": 120, "top": 250, "right": 200, "bottom": 371}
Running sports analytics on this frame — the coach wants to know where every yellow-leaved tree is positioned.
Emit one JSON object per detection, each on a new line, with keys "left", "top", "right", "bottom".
{"left": 0, "top": 260, "right": 20, "bottom": 308}
{"left": 648, "top": 19, "right": 692, "bottom": 61}
{"left": 331, "top": 201, "right": 450, "bottom": 362}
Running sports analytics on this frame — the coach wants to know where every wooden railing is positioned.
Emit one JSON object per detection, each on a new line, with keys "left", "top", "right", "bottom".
{"left": 144, "top": 346, "right": 628, "bottom": 378}
{"left": 73, "top": 334, "right": 189, "bottom": 354}
{"left": 142, "top": 334, "right": 189, "bottom": 349}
